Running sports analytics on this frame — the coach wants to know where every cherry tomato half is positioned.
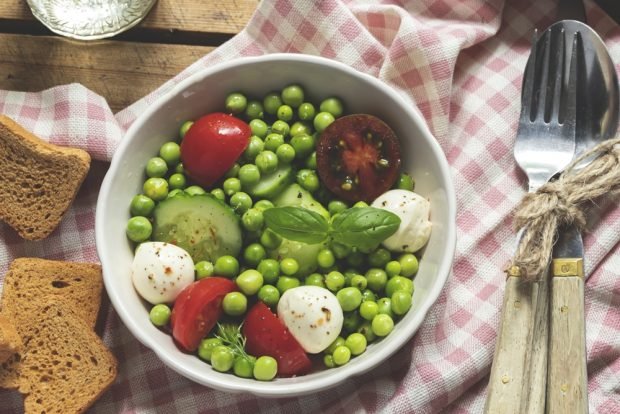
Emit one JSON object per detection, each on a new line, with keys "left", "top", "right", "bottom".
{"left": 170, "top": 277, "right": 237, "bottom": 352}
{"left": 243, "top": 302, "right": 312, "bottom": 377}
{"left": 180, "top": 112, "right": 251, "bottom": 187}
{"left": 316, "top": 114, "right": 401, "bottom": 203}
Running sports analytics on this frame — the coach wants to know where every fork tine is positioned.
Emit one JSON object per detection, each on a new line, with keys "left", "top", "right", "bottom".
{"left": 520, "top": 30, "right": 538, "bottom": 123}
{"left": 565, "top": 31, "right": 580, "bottom": 127}
{"left": 550, "top": 28, "right": 565, "bottom": 122}
{"left": 536, "top": 31, "right": 552, "bottom": 120}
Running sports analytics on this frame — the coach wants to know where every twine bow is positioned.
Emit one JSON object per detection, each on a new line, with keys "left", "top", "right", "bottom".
{"left": 510, "top": 136, "right": 620, "bottom": 282}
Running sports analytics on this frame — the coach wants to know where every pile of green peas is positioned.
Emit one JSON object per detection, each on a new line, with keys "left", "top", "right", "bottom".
{"left": 129, "top": 83, "right": 419, "bottom": 378}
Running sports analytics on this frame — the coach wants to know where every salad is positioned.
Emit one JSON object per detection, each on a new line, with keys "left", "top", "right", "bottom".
{"left": 125, "top": 84, "right": 432, "bottom": 381}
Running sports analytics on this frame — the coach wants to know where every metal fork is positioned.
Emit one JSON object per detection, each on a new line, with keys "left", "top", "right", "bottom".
{"left": 485, "top": 27, "right": 578, "bottom": 414}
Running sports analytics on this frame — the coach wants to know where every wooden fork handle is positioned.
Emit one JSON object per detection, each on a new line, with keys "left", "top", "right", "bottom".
{"left": 547, "top": 269, "right": 588, "bottom": 413}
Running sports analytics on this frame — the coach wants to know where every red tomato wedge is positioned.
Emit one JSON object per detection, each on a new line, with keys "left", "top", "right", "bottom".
{"left": 180, "top": 112, "right": 251, "bottom": 187}
{"left": 170, "top": 277, "right": 237, "bottom": 352}
{"left": 316, "top": 114, "right": 401, "bottom": 203}
{"left": 243, "top": 302, "right": 312, "bottom": 377}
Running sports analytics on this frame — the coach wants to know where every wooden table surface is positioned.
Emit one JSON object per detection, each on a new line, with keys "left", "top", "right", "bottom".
{"left": 0, "top": 0, "right": 258, "bottom": 113}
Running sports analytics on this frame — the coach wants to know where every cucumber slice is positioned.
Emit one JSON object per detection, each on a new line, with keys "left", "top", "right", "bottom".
{"left": 273, "top": 183, "right": 329, "bottom": 220}
{"left": 246, "top": 164, "right": 293, "bottom": 200}
{"left": 152, "top": 193, "right": 242, "bottom": 263}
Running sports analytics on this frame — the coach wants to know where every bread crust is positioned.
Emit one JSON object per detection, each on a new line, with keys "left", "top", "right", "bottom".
{"left": 0, "top": 115, "right": 91, "bottom": 240}
{"left": 0, "top": 314, "right": 22, "bottom": 365}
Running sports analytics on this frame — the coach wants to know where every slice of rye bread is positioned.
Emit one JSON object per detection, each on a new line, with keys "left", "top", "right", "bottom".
{"left": 0, "top": 115, "right": 91, "bottom": 240}
{"left": 0, "top": 258, "right": 103, "bottom": 389}
{"left": 0, "top": 314, "right": 22, "bottom": 364}
{"left": 18, "top": 302, "right": 117, "bottom": 414}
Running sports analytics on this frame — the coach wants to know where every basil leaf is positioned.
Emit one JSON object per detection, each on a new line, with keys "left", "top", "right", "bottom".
{"left": 263, "top": 207, "right": 329, "bottom": 244}
{"left": 330, "top": 207, "right": 401, "bottom": 250}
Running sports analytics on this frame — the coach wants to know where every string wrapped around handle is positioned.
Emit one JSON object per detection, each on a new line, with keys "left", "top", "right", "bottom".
{"left": 510, "top": 136, "right": 620, "bottom": 282}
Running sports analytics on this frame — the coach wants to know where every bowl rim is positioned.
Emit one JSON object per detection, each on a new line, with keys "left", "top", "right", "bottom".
{"left": 96, "top": 52, "right": 457, "bottom": 397}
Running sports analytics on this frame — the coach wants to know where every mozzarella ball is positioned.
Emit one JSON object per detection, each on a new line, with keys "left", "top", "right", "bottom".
{"left": 371, "top": 189, "right": 431, "bottom": 253}
{"left": 131, "top": 242, "right": 195, "bottom": 304}
{"left": 277, "top": 286, "right": 343, "bottom": 354}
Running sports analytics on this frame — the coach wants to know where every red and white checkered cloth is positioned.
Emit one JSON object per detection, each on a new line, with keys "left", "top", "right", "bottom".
{"left": 1, "top": 0, "right": 619, "bottom": 412}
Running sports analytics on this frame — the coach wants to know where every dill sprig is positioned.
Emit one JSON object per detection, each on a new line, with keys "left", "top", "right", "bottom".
{"left": 214, "top": 322, "right": 252, "bottom": 361}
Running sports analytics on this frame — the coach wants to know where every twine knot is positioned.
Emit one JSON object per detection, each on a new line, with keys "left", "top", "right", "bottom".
{"left": 509, "top": 137, "right": 620, "bottom": 282}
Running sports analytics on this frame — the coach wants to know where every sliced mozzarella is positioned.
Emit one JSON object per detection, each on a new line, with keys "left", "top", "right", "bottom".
{"left": 371, "top": 189, "right": 431, "bottom": 253}
{"left": 277, "top": 286, "right": 343, "bottom": 354}
{"left": 131, "top": 242, "right": 195, "bottom": 304}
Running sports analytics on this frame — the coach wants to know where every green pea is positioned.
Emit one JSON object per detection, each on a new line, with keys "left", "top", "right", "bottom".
{"left": 233, "top": 355, "right": 256, "bottom": 378}
{"left": 362, "top": 289, "right": 377, "bottom": 302}
{"left": 224, "top": 163, "right": 240, "bottom": 179}
{"left": 368, "top": 248, "right": 391, "bottom": 268}
{"left": 168, "top": 173, "right": 187, "bottom": 190}
{"left": 149, "top": 304, "right": 171, "bottom": 327}
{"left": 276, "top": 104, "right": 293, "bottom": 121}
{"left": 345, "top": 332, "right": 367, "bottom": 356}
{"left": 317, "top": 249, "right": 335, "bottom": 269}
{"left": 179, "top": 120, "right": 193, "bottom": 139}
{"left": 346, "top": 251, "right": 365, "bottom": 268}
{"left": 222, "top": 292, "right": 248, "bottom": 316}
{"left": 304, "top": 273, "right": 325, "bottom": 288}
{"left": 254, "top": 199, "right": 274, "bottom": 211}
{"left": 260, "top": 229, "right": 281, "bottom": 250}
{"left": 280, "top": 258, "right": 299, "bottom": 276}
{"left": 257, "top": 259, "right": 280, "bottom": 284}
{"left": 159, "top": 142, "right": 181, "bottom": 167}
{"left": 263, "top": 92, "right": 283, "bottom": 115}
{"left": 319, "top": 97, "right": 344, "bottom": 118}
{"left": 281, "top": 84, "right": 304, "bottom": 108}
{"left": 385, "top": 276, "right": 414, "bottom": 298}
{"left": 214, "top": 255, "right": 239, "bottom": 278}
{"left": 210, "top": 188, "right": 226, "bottom": 201}
{"left": 143, "top": 177, "right": 168, "bottom": 201}
{"left": 242, "top": 208, "right": 264, "bottom": 233}
{"left": 325, "top": 336, "right": 345, "bottom": 354}
{"left": 313, "top": 111, "right": 335, "bottom": 133}
{"left": 230, "top": 192, "right": 252, "bottom": 214}
{"left": 325, "top": 271, "right": 345, "bottom": 292}
{"left": 297, "top": 102, "right": 316, "bottom": 121}
{"left": 276, "top": 276, "right": 300, "bottom": 294}
{"left": 244, "top": 136, "right": 265, "bottom": 160}
{"left": 225, "top": 92, "right": 247, "bottom": 114}
{"left": 350, "top": 275, "right": 367, "bottom": 290}
{"left": 290, "top": 134, "right": 315, "bottom": 158}
{"left": 253, "top": 356, "right": 277, "bottom": 381}
{"left": 264, "top": 133, "right": 285, "bottom": 152}
{"left": 365, "top": 268, "right": 388, "bottom": 292}
{"left": 271, "top": 120, "right": 290, "bottom": 137}
{"left": 145, "top": 157, "right": 168, "bottom": 178}
{"left": 399, "top": 253, "right": 419, "bottom": 277}
{"left": 327, "top": 200, "right": 348, "bottom": 216}
{"left": 290, "top": 121, "right": 312, "bottom": 137}
{"left": 276, "top": 143, "right": 296, "bottom": 164}
{"left": 396, "top": 173, "right": 415, "bottom": 191}
{"left": 255, "top": 150, "right": 278, "bottom": 174}
{"left": 391, "top": 290, "right": 413, "bottom": 316}
{"left": 126, "top": 216, "right": 152, "bottom": 242}
{"left": 371, "top": 314, "right": 394, "bottom": 337}
{"left": 243, "top": 242, "right": 266, "bottom": 267}
{"left": 223, "top": 177, "right": 242, "bottom": 196}
{"left": 296, "top": 169, "right": 319, "bottom": 192}
{"left": 211, "top": 345, "right": 235, "bottom": 372}
{"left": 257, "top": 284, "right": 280, "bottom": 307}
{"left": 385, "top": 260, "right": 401, "bottom": 277}
{"left": 331, "top": 241, "right": 351, "bottom": 259}
{"left": 305, "top": 151, "right": 317, "bottom": 169}
{"left": 357, "top": 322, "right": 377, "bottom": 343}
{"left": 332, "top": 345, "right": 351, "bottom": 366}
{"left": 377, "top": 297, "right": 395, "bottom": 318}
{"left": 197, "top": 337, "right": 222, "bottom": 362}
{"left": 245, "top": 100, "right": 264, "bottom": 119}
{"left": 175, "top": 162, "right": 184, "bottom": 174}
{"left": 359, "top": 301, "right": 379, "bottom": 321}
{"left": 130, "top": 194, "right": 155, "bottom": 217}
{"left": 343, "top": 311, "right": 362, "bottom": 333}
{"left": 238, "top": 164, "right": 261, "bottom": 187}
{"left": 353, "top": 201, "right": 369, "bottom": 208}
{"left": 337, "top": 287, "right": 363, "bottom": 312}
{"left": 249, "top": 119, "right": 268, "bottom": 138}
{"left": 185, "top": 185, "right": 206, "bottom": 196}
{"left": 236, "top": 269, "right": 264, "bottom": 295}
{"left": 323, "top": 354, "right": 335, "bottom": 368}
{"left": 195, "top": 260, "right": 214, "bottom": 279}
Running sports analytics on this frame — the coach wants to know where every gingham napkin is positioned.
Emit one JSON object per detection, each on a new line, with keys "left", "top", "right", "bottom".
{"left": 1, "top": 0, "right": 619, "bottom": 412}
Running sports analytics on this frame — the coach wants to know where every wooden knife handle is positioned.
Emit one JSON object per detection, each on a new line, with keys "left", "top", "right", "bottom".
{"left": 485, "top": 272, "right": 536, "bottom": 414}
{"left": 547, "top": 263, "right": 588, "bottom": 413}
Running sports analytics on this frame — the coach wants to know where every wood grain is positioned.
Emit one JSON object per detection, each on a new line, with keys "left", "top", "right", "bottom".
{"left": 0, "top": 0, "right": 257, "bottom": 37}
{"left": 0, "top": 33, "right": 213, "bottom": 112}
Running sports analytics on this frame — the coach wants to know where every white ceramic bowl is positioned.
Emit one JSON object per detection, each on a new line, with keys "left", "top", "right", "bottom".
{"left": 96, "top": 53, "right": 456, "bottom": 397}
